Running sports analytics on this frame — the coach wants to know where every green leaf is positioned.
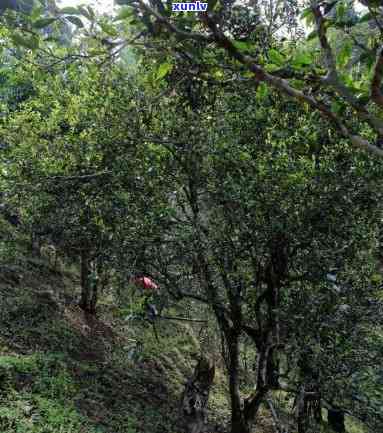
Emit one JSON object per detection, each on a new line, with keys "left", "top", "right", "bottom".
{"left": 371, "top": 273, "right": 382, "bottom": 284}
{"left": 307, "top": 30, "right": 318, "bottom": 41}
{"left": 233, "top": 40, "right": 251, "bottom": 51}
{"left": 357, "top": 94, "right": 370, "bottom": 106}
{"left": 211, "top": 68, "right": 224, "bottom": 79}
{"left": 32, "top": 17, "right": 57, "bottom": 29}
{"left": 300, "top": 7, "right": 315, "bottom": 26}
{"left": 114, "top": 7, "right": 133, "bottom": 21}
{"left": 300, "top": 7, "right": 312, "bottom": 20}
{"left": 290, "top": 79, "right": 305, "bottom": 90}
{"left": 359, "top": 12, "right": 373, "bottom": 24}
{"left": 336, "top": 1, "right": 346, "bottom": 21}
{"left": 264, "top": 63, "right": 280, "bottom": 73}
{"left": 44, "top": 36, "right": 60, "bottom": 43}
{"left": 100, "top": 21, "right": 118, "bottom": 37}
{"left": 256, "top": 82, "right": 269, "bottom": 101}
{"left": 242, "top": 71, "right": 254, "bottom": 78}
{"left": 208, "top": 0, "right": 218, "bottom": 11}
{"left": 10, "top": 33, "right": 39, "bottom": 50}
{"left": 78, "top": 6, "right": 92, "bottom": 20}
{"left": 292, "top": 52, "right": 313, "bottom": 68}
{"left": 359, "top": 51, "right": 376, "bottom": 69}
{"left": 59, "top": 7, "right": 80, "bottom": 15}
{"left": 87, "top": 6, "right": 96, "bottom": 20}
{"left": 66, "top": 16, "right": 84, "bottom": 28}
{"left": 156, "top": 62, "right": 173, "bottom": 80}
{"left": 331, "top": 100, "right": 342, "bottom": 114}
{"left": 268, "top": 49, "right": 284, "bottom": 66}
{"left": 30, "top": 5, "right": 44, "bottom": 20}
{"left": 338, "top": 41, "right": 352, "bottom": 67}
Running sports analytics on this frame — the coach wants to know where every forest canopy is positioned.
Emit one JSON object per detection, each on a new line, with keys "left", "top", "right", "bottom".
{"left": 0, "top": 1, "right": 383, "bottom": 433}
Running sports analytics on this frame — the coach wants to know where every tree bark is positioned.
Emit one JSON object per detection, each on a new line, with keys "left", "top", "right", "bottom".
{"left": 79, "top": 250, "right": 98, "bottom": 314}
{"left": 181, "top": 356, "right": 215, "bottom": 433}
{"left": 328, "top": 408, "right": 346, "bottom": 433}
{"left": 31, "top": 232, "right": 41, "bottom": 257}
{"left": 296, "top": 385, "right": 307, "bottom": 433}
{"left": 227, "top": 332, "right": 250, "bottom": 433}
{"left": 295, "top": 382, "right": 322, "bottom": 433}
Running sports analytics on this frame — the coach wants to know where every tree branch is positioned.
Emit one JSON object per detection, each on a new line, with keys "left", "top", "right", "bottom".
{"left": 203, "top": 12, "right": 383, "bottom": 156}
{"left": 312, "top": 3, "right": 383, "bottom": 135}
{"left": 43, "top": 171, "right": 112, "bottom": 181}
{"left": 135, "top": 0, "right": 212, "bottom": 42}
{"left": 130, "top": 2, "right": 383, "bottom": 157}
{"left": 160, "top": 315, "right": 207, "bottom": 323}
{"left": 372, "top": 46, "right": 383, "bottom": 109}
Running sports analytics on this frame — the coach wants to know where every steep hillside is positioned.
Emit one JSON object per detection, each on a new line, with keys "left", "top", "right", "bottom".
{"left": 0, "top": 252, "right": 234, "bottom": 433}
{"left": 0, "top": 240, "right": 368, "bottom": 433}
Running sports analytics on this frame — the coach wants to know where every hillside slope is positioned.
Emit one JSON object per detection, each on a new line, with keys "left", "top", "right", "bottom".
{"left": 0, "top": 254, "right": 232, "bottom": 433}
{"left": 0, "top": 240, "right": 367, "bottom": 433}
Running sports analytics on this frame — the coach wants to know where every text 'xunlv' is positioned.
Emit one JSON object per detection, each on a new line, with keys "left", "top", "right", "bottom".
{"left": 172, "top": 2, "right": 208, "bottom": 12}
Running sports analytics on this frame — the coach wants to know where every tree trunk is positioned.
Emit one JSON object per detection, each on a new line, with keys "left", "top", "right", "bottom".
{"left": 328, "top": 408, "right": 345, "bottom": 433}
{"left": 295, "top": 383, "right": 322, "bottom": 433}
{"left": 79, "top": 249, "right": 91, "bottom": 311}
{"left": 226, "top": 332, "right": 250, "bottom": 433}
{"left": 31, "top": 232, "right": 41, "bottom": 257}
{"left": 231, "top": 418, "right": 250, "bottom": 433}
{"left": 79, "top": 250, "right": 98, "bottom": 314}
{"left": 296, "top": 352, "right": 322, "bottom": 433}
{"left": 89, "top": 258, "right": 98, "bottom": 314}
{"left": 267, "top": 348, "right": 280, "bottom": 389}
{"left": 89, "top": 280, "right": 98, "bottom": 313}
{"left": 296, "top": 385, "right": 307, "bottom": 433}
{"left": 181, "top": 356, "right": 215, "bottom": 433}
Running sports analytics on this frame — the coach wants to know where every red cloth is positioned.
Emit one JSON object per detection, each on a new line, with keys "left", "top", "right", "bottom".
{"left": 134, "top": 276, "right": 159, "bottom": 291}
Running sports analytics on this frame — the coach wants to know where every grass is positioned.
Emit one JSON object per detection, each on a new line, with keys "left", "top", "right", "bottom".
{"left": 0, "top": 252, "right": 217, "bottom": 433}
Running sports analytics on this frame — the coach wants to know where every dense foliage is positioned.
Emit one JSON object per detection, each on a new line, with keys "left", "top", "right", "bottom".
{"left": 0, "top": 1, "right": 383, "bottom": 433}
